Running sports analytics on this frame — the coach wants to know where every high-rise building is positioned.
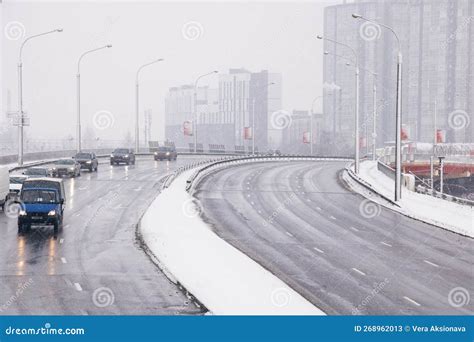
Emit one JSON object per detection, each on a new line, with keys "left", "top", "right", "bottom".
{"left": 165, "top": 69, "right": 282, "bottom": 152}
{"left": 323, "top": 0, "right": 473, "bottom": 156}
{"left": 281, "top": 110, "right": 323, "bottom": 155}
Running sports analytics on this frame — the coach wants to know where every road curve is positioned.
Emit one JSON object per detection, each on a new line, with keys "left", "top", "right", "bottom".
{"left": 0, "top": 156, "right": 206, "bottom": 315}
{"left": 194, "top": 160, "right": 474, "bottom": 315}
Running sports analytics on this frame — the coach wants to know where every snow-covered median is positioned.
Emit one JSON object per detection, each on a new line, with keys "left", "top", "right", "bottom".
{"left": 344, "top": 160, "right": 473, "bottom": 238}
{"left": 140, "top": 168, "right": 324, "bottom": 315}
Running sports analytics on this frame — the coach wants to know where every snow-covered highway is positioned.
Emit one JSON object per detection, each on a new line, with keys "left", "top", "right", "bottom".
{"left": 194, "top": 159, "right": 474, "bottom": 315}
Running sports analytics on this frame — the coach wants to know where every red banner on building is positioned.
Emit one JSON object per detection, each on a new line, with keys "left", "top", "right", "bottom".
{"left": 183, "top": 121, "right": 193, "bottom": 136}
{"left": 436, "top": 129, "right": 445, "bottom": 143}
{"left": 401, "top": 127, "right": 409, "bottom": 141}
{"left": 244, "top": 127, "right": 252, "bottom": 140}
{"left": 303, "top": 132, "right": 311, "bottom": 144}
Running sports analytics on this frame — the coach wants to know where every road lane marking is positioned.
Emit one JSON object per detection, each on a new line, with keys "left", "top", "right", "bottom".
{"left": 64, "top": 224, "right": 70, "bottom": 229}
{"left": 73, "top": 213, "right": 81, "bottom": 217}
{"left": 61, "top": 257, "right": 67, "bottom": 264}
{"left": 403, "top": 296, "right": 421, "bottom": 306}
{"left": 74, "top": 283, "right": 83, "bottom": 292}
{"left": 423, "top": 260, "right": 440, "bottom": 268}
{"left": 350, "top": 226, "right": 359, "bottom": 232}
{"left": 285, "top": 232, "right": 294, "bottom": 238}
{"left": 316, "top": 207, "right": 322, "bottom": 211}
{"left": 59, "top": 238, "right": 64, "bottom": 244}
{"left": 330, "top": 215, "right": 337, "bottom": 220}
{"left": 381, "top": 241, "right": 392, "bottom": 247}
{"left": 351, "top": 268, "right": 366, "bottom": 276}
{"left": 250, "top": 201, "right": 255, "bottom": 205}
{"left": 313, "top": 247, "right": 325, "bottom": 254}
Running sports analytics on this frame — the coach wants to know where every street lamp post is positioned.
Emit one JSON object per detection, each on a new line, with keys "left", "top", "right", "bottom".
{"left": 135, "top": 59, "right": 164, "bottom": 153}
{"left": 76, "top": 45, "right": 112, "bottom": 153}
{"left": 318, "top": 35, "right": 360, "bottom": 174}
{"left": 353, "top": 13, "right": 403, "bottom": 201}
{"left": 193, "top": 71, "right": 218, "bottom": 153}
{"left": 251, "top": 82, "right": 275, "bottom": 155}
{"left": 17, "top": 28, "right": 63, "bottom": 165}
{"left": 310, "top": 96, "right": 323, "bottom": 155}
{"left": 324, "top": 50, "right": 378, "bottom": 160}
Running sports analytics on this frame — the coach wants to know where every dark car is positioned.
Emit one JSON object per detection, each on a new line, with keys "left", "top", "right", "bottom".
{"left": 110, "top": 148, "right": 135, "bottom": 165}
{"left": 51, "top": 159, "right": 81, "bottom": 178}
{"left": 154, "top": 146, "right": 177, "bottom": 161}
{"left": 18, "top": 179, "right": 65, "bottom": 234}
{"left": 74, "top": 152, "right": 98, "bottom": 172}
{"left": 266, "top": 149, "right": 282, "bottom": 157}
{"left": 22, "top": 167, "right": 50, "bottom": 178}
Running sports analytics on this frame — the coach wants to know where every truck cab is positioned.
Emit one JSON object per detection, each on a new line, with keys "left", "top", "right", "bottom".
{"left": 18, "top": 178, "right": 66, "bottom": 234}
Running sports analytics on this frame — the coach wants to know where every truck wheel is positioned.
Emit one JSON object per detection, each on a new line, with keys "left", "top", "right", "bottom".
{"left": 18, "top": 223, "right": 29, "bottom": 234}
{"left": 53, "top": 220, "right": 61, "bottom": 234}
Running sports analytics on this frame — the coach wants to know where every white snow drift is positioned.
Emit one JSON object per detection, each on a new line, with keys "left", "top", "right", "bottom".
{"left": 345, "top": 160, "right": 473, "bottom": 238}
{"left": 140, "top": 168, "right": 324, "bottom": 315}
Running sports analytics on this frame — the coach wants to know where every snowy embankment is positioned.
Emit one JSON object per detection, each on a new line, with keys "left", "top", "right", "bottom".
{"left": 344, "top": 160, "right": 473, "bottom": 238}
{"left": 140, "top": 168, "right": 324, "bottom": 315}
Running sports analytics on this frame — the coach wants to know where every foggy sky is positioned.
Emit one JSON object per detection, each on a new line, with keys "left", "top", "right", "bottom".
{"left": 1, "top": 1, "right": 342, "bottom": 142}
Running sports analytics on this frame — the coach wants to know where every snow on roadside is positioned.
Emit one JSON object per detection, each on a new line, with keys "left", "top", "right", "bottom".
{"left": 140, "top": 168, "right": 324, "bottom": 315}
{"left": 344, "top": 160, "right": 473, "bottom": 238}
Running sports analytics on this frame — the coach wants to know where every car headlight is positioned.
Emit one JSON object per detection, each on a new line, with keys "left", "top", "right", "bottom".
{"left": 69, "top": 167, "right": 75, "bottom": 171}
{"left": 52, "top": 167, "right": 57, "bottom": 171}
{"left": 110, "top": 154, "right": 114, "bottom": 157}
{"left": 166, "top": 152, "right": 170, "bottom": 156}
{"left": 86, "top": 160, "right": 91, "bottom": 164}
{"left": 48, "top": 210, "right": 56, "bottom": 216}
{"left": 124, "top": 154, "right": 129, "bottom": 158}
{"left": 154, "top": 152, "right": 158, "bottom": 155}
{"left": 19, "top": 210, "right": 27, "bottom": 216}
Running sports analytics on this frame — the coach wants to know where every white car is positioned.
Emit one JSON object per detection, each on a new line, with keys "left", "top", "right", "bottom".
{"left": 0, "top": 167, "right": 9, "bottom": 211}
{"left": 9, "top": 175, "right": 28, "bottom": 199}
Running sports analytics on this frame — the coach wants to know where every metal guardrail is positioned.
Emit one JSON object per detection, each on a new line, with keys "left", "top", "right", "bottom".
{"left": 344, "top": 162, "right": 400, "bottom": 207}
{"left": 182, "top": 155, "right": 352, "bottom": 193}
{"left": 415, "top": 185, "right": 474, "bottom": 207}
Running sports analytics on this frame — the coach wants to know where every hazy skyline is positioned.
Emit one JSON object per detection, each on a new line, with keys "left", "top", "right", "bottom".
{"left": 1, "top": 1, "right": 342, "bottom": 142}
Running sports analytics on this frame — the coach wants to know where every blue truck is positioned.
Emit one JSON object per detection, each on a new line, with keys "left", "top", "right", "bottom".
{"left": 18, "top": 178, "right": 66, "bottom": 234}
